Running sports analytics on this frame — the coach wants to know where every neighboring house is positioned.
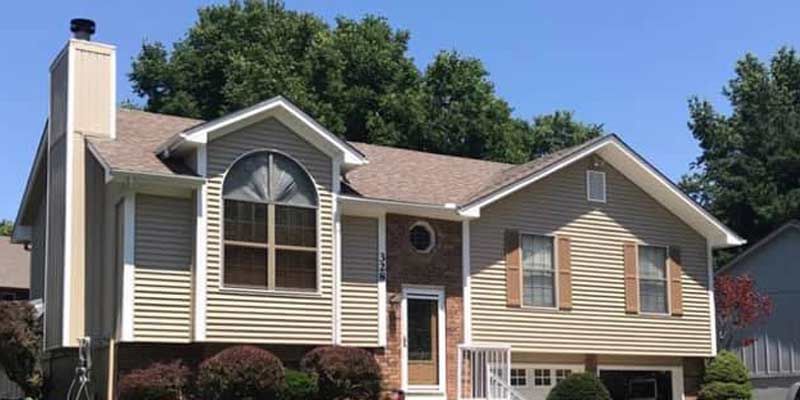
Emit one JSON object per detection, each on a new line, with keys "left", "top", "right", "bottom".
{"left": 11, "top": 20, "right": 745, "bottom": 400}
{"left": 0, "top": 236, "right": 29, "bottom": 400}
{"left": 717, "top": 221, "right": 800, "bottom": 400}
{"left": 0, "top": 236, "right": 30, "bottom": 301}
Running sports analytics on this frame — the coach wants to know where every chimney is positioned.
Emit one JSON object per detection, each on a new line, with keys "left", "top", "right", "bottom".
{"left": 45, "top": 19, "right": 117, "bottom": 347}
{"left": 70, "top": 18, "right": 96, "bottom": 41}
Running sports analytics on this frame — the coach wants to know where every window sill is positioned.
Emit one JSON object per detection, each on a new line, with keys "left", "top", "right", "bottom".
{"left": 218, "top": 286, "right": 323, "bottom": 298}
{"left": 516, "top": 305, "right": 564, "bottom": 314}
{"left": 634, "top": 311, "right": 674, "bottom": 319}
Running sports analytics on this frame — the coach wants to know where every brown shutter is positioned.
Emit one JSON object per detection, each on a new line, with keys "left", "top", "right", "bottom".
{"left": 505, "top": 230, "right": 521, "bottom": 307}
{"left": 557, "top": 236, "right": 573, "bottom": 310}
{"left": 669, "top": 246, "right": 684, "bottom": 316}
{"left": 623, "top": 242, "right": 639, "bottom": 314}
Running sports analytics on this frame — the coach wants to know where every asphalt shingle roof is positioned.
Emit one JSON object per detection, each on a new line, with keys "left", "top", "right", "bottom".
{"left": 90, "top": 109, "right": 606, "bottom": 206}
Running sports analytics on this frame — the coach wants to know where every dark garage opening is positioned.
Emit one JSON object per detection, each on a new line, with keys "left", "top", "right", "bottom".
{"left": 599, "top": 370, "right": 672, "bottom": 400}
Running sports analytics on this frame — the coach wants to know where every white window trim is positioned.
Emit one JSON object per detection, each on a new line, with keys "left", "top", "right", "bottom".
{"left": 636, "top": 243, "right": 671, "bottom": 316}
{"left": 518, "top": 232, "right": 559, "bottom": 310}
{"left": 401, "top": 285, "right": 447, "bottom": 396}
{"left": 409, "top": 220, "right": 436, "bottom": 253}
{"left": 597, "top": 364, "right": 684, "bottom": 400}
{"left": 586, "top": 170, "right": 607, "bottom": 203}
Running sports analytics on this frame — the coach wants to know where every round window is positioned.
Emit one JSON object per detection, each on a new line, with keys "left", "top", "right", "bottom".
{"left": 409, "top": 222, "right": 435, "bottom": 253}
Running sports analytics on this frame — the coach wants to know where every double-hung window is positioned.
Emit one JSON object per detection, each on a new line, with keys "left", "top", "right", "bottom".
{"left": 638, "top": 245, "right": 668, "bottom": 313}
{"left": 222, "top": 151, "right": 318, "bottom": 291}
{"left": 521, "top": 234, "right": 556, "bottom": 307}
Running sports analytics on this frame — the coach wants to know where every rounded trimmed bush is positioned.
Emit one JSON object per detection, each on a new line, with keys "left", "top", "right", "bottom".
{"left": 118, "top": 360, "right": 190, "bottom": 400}
{"left": 300, "top": 346, "right": 381, "bottom": 400}
{"left": 196, "top": 345, "right": 285, "bottom": 400}
{"left": 699, "top": 350, "right": 752, "bottom": 400}
{"left": 546, "top": 372, "right": 611, "bottom": 400}
{"left": 281, "top": 369, "right": 318, "bottom": 400}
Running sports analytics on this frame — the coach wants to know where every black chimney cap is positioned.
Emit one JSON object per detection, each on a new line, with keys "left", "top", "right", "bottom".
{"left": 70, "top": 18, "right": 95, "bottom": 40}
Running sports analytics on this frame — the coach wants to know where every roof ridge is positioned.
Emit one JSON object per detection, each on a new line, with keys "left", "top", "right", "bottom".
{"left": 119, "top": 107, "right": 205, "bottom": 123}
{"left": 349, "top": 141, "right": 514, "bottom": 167}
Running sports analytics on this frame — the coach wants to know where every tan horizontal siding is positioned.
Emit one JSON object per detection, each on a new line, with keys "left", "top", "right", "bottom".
{"left": 341, "top": 216, "right": 379, "bottom": 346}
{"left": 133, "top": 195, "right": 194, "bottom": 342}
{"left": 470, "top": 157, "right": 712, "bottom": 356}
{"left": 205, "top": 117, "right": 334, "bottom": 344}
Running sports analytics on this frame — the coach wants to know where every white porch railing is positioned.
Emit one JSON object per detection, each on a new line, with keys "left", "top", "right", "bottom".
{"left": 458, "top": 343, "right": 524, "bottom": 400}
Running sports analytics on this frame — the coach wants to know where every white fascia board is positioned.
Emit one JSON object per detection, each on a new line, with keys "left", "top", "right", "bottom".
{"left": 161, "top": 96, "right": 367, "bottom": 167}
{"left": 12, "top": 124, "right": 48, "bottom": 243}
{"left": 338, "top": 195, "right": 470, "bottom": 221}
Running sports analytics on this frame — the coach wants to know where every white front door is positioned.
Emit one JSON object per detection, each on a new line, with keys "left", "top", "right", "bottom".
{"left": 402, "top": 287, "right": 446, "bottom": 395}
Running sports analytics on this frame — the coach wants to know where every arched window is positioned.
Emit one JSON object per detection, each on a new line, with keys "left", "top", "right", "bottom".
{"left": 222, "top": 151, "right": 318, "bottom": 291}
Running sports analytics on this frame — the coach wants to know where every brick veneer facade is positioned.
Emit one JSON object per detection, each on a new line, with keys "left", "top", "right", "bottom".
{"left": 376, "top": 214, "right": 463, "bottom": 399}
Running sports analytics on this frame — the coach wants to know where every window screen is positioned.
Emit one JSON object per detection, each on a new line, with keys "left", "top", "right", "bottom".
{"left": 587, "top": 170, "right": 607, "bottom": 202}
{"left": 639, "top": 245, "right": 668, "bottom": 313}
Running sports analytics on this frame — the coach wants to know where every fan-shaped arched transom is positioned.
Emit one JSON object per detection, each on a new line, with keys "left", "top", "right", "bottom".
{"left": 222, "top": 151, "right": 318, "bottom": 291}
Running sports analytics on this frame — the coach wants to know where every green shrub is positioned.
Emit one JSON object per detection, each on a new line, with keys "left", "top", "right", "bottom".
{"left": 699, "top": 350, "right": 752, "bottom": 400}
{"left": 546, "top": 372, "right": 611, "bottom": 400}
{"left": 300, "top": 346, "right": 381, "bottom": 400}
{"left": 281, "top": 369, "right": 318, "bottom": 400}
{"left": 0, "top": 301, "right": 44, "bottom": 399}
{"left": 118, "top": 360, "right": 190, "bottom": 400}
{"left": 196, "top": 345, "right": 285, "bottom": 400}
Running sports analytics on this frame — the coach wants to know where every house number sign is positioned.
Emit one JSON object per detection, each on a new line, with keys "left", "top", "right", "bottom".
{"left": 378, "top": 252, "right": 387, "bottom": 282}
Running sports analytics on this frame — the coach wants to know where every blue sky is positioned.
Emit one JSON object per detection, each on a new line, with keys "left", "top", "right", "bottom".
{"left": 1, "top": 1, "right": 798, "bottom": 220}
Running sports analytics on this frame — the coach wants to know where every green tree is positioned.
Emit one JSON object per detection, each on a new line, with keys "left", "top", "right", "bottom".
{"left": 129, "top": 0, "right": 604, "bottom": 163}
{"left": 681, "top": 47, "right": 800, "bottom": 255}
{"left": 0, "top": 220, "right": 12, "bottom": 236}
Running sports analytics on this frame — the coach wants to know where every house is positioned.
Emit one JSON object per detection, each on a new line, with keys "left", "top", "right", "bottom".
{"left": 0, "top": 236, "right": 29, "bottom": 400}
{"left": 0, "top": 236, "right": 31, "bottom": 301}
{"left": 10, "top": 20, "right": 745, "bottom": 400}
{"left": 717, "top": 221, "right": 800, "bottom": 400}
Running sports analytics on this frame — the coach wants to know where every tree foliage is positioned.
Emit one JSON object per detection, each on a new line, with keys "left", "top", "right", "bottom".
{"left": 682, "top": 47, "right": 800, "bottom": 252}
{"left": 715, "top": 274, "right": 772, "bottom": 350}
{"left": 0, "top": 301, "right": 44, "bottom": 399}
{"left": 0, "top": 219, "right": 13, "bottom": 236}
{"left": 129, "top": 0, "right": 603, "bottom": 163}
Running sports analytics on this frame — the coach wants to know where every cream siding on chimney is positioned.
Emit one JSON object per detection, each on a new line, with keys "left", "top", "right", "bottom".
{"left": 341, "top": 216, "right": 380, "bottom": 347}
{"left": 204, "top": 117, "right": 334, "bottom": 343}
{"left": 72, "top": 42, "right": 114, "bottom": 138}
{"left": 470, "top": 157, "right": 712, "bottom": 356}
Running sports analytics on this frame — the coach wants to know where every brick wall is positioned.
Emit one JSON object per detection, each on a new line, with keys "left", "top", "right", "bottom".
{"left": 376, "top": 214, "right": 463, "bottom": 399}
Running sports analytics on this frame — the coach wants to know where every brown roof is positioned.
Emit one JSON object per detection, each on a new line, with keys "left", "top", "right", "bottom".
{"left": 345, "top": 143, "right": 511, "bottom": 205}
{"left": 89, "top": 109, "right": 203, "bottom": 176}
{"left": 90, "top": 109, "right": 607, "bottom": 206}
{"left": 0, "top": 237, "right": 30, "bottom": 289}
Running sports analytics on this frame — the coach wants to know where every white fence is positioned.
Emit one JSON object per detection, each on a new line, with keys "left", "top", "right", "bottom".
{"left": 457, "top": 343, "right": 524, "bottom": 400}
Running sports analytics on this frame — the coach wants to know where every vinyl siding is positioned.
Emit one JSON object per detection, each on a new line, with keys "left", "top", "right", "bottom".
{"left": 72, "top": 43, "right": 113, "bottom": 138}
{"left": 30, "top": 196, "right": 46, "bottom": 300}
{"left": 341, "top": 216, "right": 379, "bottom": 346}
{"left": 45, "top": 135, "right": 66, "bottom": 348}
{"left": 205, "top": 117, "right": 334, "bottom": 344}
{"left": 84, "top": 151, "right": 107, "bottom": 337}
{"left": 470, "top": 157, "right": 712, "bottom": 356}
{"left": 134, "top": 194, "right": 194, "bottom": 342}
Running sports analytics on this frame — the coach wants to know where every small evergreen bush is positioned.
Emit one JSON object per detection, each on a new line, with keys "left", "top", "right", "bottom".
{"left": 281, "top": 369, "right": 318, "bottom": 400}
{"left": 546, "top": 372, "right": 611, "bottom": 400}
{"left": 300, "top": 346, "right": 381, "bottom": 400}
{"left": 118, "top": 360, "right": 190, "bottom": 400}
{"left": 196, "top": 345, "right": 285, "bottom": 400}
{"left": 699, "top": 350, "right": 752, "bottom": 400}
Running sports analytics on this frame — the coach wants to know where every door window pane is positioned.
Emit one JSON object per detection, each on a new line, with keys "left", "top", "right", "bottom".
{"left": 407, "top": 298, "right": 439, "bottom": 386}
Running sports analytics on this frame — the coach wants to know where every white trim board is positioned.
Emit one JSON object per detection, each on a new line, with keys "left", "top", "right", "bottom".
{"left": 192, "top": 144, "right": 208, "bottom": 341}
{"left": 121, "top": 193, "right": 136, "bottom": 341}
{"left": 401, "top": 286, "right": 447, "bottom": 396}
{"left": 377, "top": 214, "right": 387, "bottom": 347}
{"left": 158, "top": 96, "right": 367, "bottom": 168}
